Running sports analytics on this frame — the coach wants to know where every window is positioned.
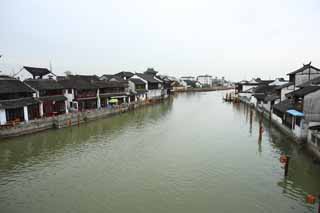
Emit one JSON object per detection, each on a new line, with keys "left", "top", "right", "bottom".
{"left": 68, "top": 89, "right": 72, "bottom": 94}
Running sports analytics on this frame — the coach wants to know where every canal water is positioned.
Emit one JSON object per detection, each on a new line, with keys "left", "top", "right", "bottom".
{"left": 0, "top": 91, "right": 320, "bottom": 213}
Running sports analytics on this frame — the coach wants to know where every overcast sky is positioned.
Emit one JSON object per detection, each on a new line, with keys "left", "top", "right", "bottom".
{"left": 1, "top": 0, "right": 319, "bottom": 81}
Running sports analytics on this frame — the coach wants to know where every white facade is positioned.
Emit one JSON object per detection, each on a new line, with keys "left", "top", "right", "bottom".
{"left": 131, "top": 74, "right": 163, "bottom": 100}
{"left": 197, "top": 75, "right": 212, "bottom": 86}
{"left": 16, "top": 69, "right": 56, "bottom": 81}
{"left": 64, "top": 88, "right": 75, "bottom": 108}
{"left": 0, "top": 109, "right": 6, "bottom": 125}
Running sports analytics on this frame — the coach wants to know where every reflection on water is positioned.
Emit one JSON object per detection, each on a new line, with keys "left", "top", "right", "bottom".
{"left": 0, "top": 93, "right": 319, "bottom": 213}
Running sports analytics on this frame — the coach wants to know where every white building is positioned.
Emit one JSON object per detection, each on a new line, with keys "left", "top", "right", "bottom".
{"left": 131, "top": 73, "right": 163, "bottom": 100}
{"left": 197, "top": 75, "right": 212, "bottom": 87}
{"left": 15, "top": 66, "right": 56, "bottom": 81}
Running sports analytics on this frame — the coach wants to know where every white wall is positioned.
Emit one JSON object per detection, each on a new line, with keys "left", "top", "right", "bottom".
{"left": 0, "top": 109, "right": 6, "bottom": 125}
{"left": 280, "top": 85, "right": 294, "bottom": 101}
{"left": 148, "top": 89, "right": 162, "bottom": 99}
{"left": 64, "top": 89, "right": 75, "bottom": 108}
{"left": 197, "top": 76, "right": 212, "bottom": 86}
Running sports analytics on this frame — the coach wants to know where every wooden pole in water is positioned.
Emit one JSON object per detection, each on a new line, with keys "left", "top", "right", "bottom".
{"left": 250, "top": 106, "right": 253, "bottom": 133}
{"left": 77, "top": 113, "right": 80, "bottom": 127}
{"left": 318, "top": 194, "right": 320, "bottom": 213}
{"left": 284, "top": 156, "right": 290, "bottom": 177}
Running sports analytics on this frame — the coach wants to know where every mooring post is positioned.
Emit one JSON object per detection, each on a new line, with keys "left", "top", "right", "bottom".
{"left": 284, "top": 156, "right": 290, "bottom": 177}
{"left": 249, "top": 107, "right": 253, "bottom": 133}
{"left": 318, "top": 194, "right": 320, "bottom": 213}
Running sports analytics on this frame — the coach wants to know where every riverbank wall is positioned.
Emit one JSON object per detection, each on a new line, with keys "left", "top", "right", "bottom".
{"left": 0, "top": 99, "right": 161, "bottom": 139}
{"left": 235, "top": 99, "right": 320, "bottom": 160}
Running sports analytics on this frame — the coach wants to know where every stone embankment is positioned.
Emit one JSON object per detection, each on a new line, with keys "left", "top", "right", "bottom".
{"left": 0, "top": 101, "right": 151, "bottom": 139}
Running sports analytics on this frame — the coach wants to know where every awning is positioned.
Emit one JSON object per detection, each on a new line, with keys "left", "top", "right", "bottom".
{"left": 287, "top": 109, "right": 304, "bottom": 117}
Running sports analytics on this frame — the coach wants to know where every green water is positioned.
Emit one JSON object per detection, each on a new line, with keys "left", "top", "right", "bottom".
{"left": 0, "top": 92, "right": 319, "bottom": 213}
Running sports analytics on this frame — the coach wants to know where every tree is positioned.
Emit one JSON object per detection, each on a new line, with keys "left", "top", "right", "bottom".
{"left": 64, "top": 70, "right": 72, "bottom": 76}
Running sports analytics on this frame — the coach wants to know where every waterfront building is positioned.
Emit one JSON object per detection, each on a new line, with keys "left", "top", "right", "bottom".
{"left": 235, "top": 78, "right": 273, "bottom": 104}
{"left": 24, "top": 79, "right": 68, "bottom": 117}
{"left": 95, "top": 80, "right": 129, "bottom": 107}
{"left": 273, "top": 86, "right": 320, "bottom": 139}
{"left": 197, "top": 74, "right": 212, "bottom": 87}
{"left": 128, "top": 78, "right": 147, "bottom": 102}
{"left": 58, "top": 77, "right": 99, "bottom": 111}
{"left": 17, "top": 66, "right": 56, "bottom": 80}
{"left": 0, "top": 75, "right": 39, "bottom": 125}
{"left": 131, "top": 73, "right": 164, "bottom": 100}
{"left": 287, "top": 62, "right": 320, "bottom": 89}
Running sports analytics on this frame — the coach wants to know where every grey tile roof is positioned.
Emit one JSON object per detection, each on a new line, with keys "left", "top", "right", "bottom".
{"left": 23, "top": 66, "right": 53, "bottom": 77}
{"left": 287, "top": 86, "right": 320, "bottom": 98}
{"left": 129, "top": 78, "right": 146, "bottom": 85}
{"left": 0, "top": 97, "right": 39, "bottom": 109}
{"left": 0, "top": 77, "right": 34, "bottom": 94}
{"left": 24, "top": 79, "right": 64, "bottom": 90}
{"left": 136, "top": 73, "right": 162, "bottom": 83}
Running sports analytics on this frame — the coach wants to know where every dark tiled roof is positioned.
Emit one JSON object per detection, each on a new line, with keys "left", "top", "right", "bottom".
{"left": 58, "top": 79, "right": 98, "bottom": 90}
{"left": 24, "top": 79, "right": 64, "bottom": 90}
{"left": 287, "top": 86, "right": 320, "bottom": 98}
{"left": 136, "top": 73, "right": 162, "bottom": 83}
{"left": 115, "top": 71, "right": 134, "bottom": 79}
{"left": 23, "top": 66, "right": 52, "bottom": 77}
{"left": 0, "top": 77, "right": 34, "bottom": 94}
{"left": 68, "top": 75, "right": 100, "bottom": 82}
{"left": 0, "top": 97, "right": 39, "bottom": 109}
{"left": 94, "top": 81, "right": 127, "bottom": 88}
{"left": 129, "top": 78, "right": 146, "bottom": 85}
{"left": 273, "top": 99, "right": 297, "bottom": 113}
{"left": 39, "top": 95, "right": 67, "bottom": 102}
{"left": 287, "top": 63, "right": 320, "bottom": 75}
